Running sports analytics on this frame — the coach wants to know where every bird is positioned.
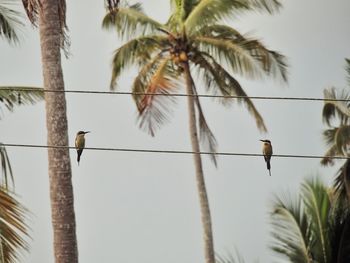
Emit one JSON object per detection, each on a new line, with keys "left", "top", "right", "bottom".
{"left": 260, "top": 139, "right": 273, "bottom": 176}
{"left": 75, "top": 131, "right": 90, "bottom": 165}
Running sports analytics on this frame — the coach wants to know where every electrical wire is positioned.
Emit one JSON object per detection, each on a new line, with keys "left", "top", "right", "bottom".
{"left": 0, "top": 87, "right": 347, "bottom": 102}
{"left": 1, "top": 143, "right": 348, "bottom": 160}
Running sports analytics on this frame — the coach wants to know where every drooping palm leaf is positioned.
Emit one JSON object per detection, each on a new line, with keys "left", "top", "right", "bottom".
{"left": 345, "top": 58, "right": 350, "bottom": 87}
{"left": 322, "top": 88, "right": 350, "bottom": 126}
{"left": 249, "top": 0, "right": 282, "bottom": 14}
{"left": 194, "top": 29, "right": 288, "bottom": 81}
{"left": 301, "top": 178, "right": 331, "bottom": 263}
{"left": 0, "top": 186, "right": 30, "bottom": 263}
{"left": 333, "top": 159, "right": 350, "bottom": 205}
{"left": 0, "top": 0, "right": 24, "bottom": 44}
{"left": 102, "top": 3, "right": 163, "bottom": 40}
{"left": 193, "top": 51, "right": 267, "bottom": 132}
{"left": 133, "top": 57, "right": 179, "bottom": 136}
{"left": 0, "top": 144, "right": 13, "bottom": 189}
{"left": 190, "top": 75, "right": 218, "bottom": 166}
{"left": 108, "top": 35, "right": 167, "bottom": 89}
{"left": 0, "top": 87, "right": 44, "bottom": 116}
{"left": 270, "top": 192, "right": 311, "bottom": 263}
{"left": 329, "top": 189, "right": 350, "bottom": 263}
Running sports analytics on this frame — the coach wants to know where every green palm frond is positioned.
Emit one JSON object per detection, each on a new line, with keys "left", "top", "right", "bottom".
{"left": 108, "top": 35, "right": 167, "bottom": 89}
{"left": 249, "top": 0, "right": 282, "bottom": 14}
{"left": 322, "top": 88, "right": 350, "bottom": 126}
{"left": 195, "top": 36, "right": 263, "bottom": 79}
{"left": 0, "top": 0, "right": 24, "bottom": 44}
{"left": 270, "top": 192, "right": 311, "bottom": 263}
{"left": 168, "top": 0, "right": 197, "bottom": 27}
{"left": 191, "top": 76, "right": 218, "bottom": 166}
{"left": 0, "top": 144, "right": 13, "bottom": 189}
{"left": 194, "top": 30, "right": 288, "bottom": 82}
{"left": 0, "top": 87, "right": 44, "bottom": 117}
{"left": 301, "top": 178, "right": 331, "bottom": 263}
{"left": 133, "top": 57, "right": 179, "bottom": 136}
{"left": 102, "top": 3, "right": 163, "bottom": 40}
{"left": 193, "top": 52, "right": 267, "bottom": 132}
{"left": 184, "top": 0, "right": 250, "bottom": 34}
{"left": 0, "top": 186, "right": 30, "bottom": 263}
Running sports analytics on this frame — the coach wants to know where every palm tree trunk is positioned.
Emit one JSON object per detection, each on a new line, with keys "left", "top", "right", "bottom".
{"left": 183, "top": 62, "right": 215, "bottom": 263}
{"left": 39, "top": 1, "right": 78, "bottom": 262}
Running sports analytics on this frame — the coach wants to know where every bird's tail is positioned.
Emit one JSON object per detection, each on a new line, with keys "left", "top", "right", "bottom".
{"left": 77, "top": 149, "right": 83, "bottom": 165}
{"left": 267, "top": 161, "right": 271, "bottom": 176}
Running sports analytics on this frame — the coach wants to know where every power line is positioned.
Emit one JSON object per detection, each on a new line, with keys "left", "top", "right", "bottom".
{"left": 1, "top": 143, "right": 349, "bottom": 160}
{"left": 0, "top": 87, "right": 348, "bottom": 102}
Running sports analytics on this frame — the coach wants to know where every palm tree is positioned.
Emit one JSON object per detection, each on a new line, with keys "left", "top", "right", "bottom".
{"left": 0, "top": 185, "right": 30, "bottom": 263}
{"left": 22, "top": 0, "right": 78, "bottom": 262}
{"left": 321, "top": 59, "right": 350, "bottom": 203}
{"left": 0, "top": 0, "right": 24, "bottom": 44}
{"left": 270, "top": 176, "right": 350, "bottom": 263}
{"left": 102, "top": 1, "right": 287, "bottom": 262}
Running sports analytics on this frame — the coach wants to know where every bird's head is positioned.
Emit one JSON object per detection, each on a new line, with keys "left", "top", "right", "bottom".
{"left": 260, "top": 139, "right": 271, "bottom": 144}
{"left": 77, "top": 131, "right": 90, "bottom": 136}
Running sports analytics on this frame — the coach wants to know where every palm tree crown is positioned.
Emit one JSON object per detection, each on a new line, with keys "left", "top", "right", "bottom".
{"left": 102, "top": 0, "right": 287, "bottom": 157}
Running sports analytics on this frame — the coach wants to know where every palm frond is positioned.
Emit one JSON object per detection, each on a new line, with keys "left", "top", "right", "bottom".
{"left": 0, "top": 87, "right": 44, "bottom": 117}
{"left": 0, "top": 186, "right": 30, "bottom": 263}
{"left": 102, "top": 3, "right": 163, "bottom": 40}
{"left": 184, "top": 0, "right": 250, "bottom": 34}
{"left": 248, "top": 0, "right": 282, "bottom": 14}
{"left": 0, "top": 1, "right": 24, "bottom": 44}
{"left": 216, "top": 248, "right": 249, "bottom": 263}
{"left": 345, "top": 58, "right": 350, "bottom": 86}
{"left": 270, "top": 192, "right": 311, "bottom": 263}
{"left": 168, "top": 0, "right": 198, "bottom": 29}
{"left": 108, "top": 35, "right": 167, "bottom": 89}
{"left": 191, "top": 79, "right": 218, "bottom": 166}
{"left": 133, "top": 57, "right": 179, "bottom": 136}
{"left": 301, "top": 177, "right": 331, "bottom": 263}
{"left": 321, "top": 142, "right": 339, "bottom": 166}
{"left": 333, "top": 159, "right": 350, "bottom": 205}
{"left": 0, "top": 144, "right": 13, "bottom": 189}
{"left": 329, "top": 189, "right": 350, "bottom": 263}
{"left": 192, "top": 51, "right": 267, "bottom": 132}
{"left": 21, "top": 0, "right": 39, "bottom": 26}
{"left": 322, "top": 88, "right": 350, "bottom": 126}
{"left": 194, "top": 29, "right": 288, "bottom": 82}
{"left": 194, "top": 36, "right": 263, "bottom": 79}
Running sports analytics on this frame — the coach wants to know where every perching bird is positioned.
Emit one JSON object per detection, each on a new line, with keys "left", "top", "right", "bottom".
{"left": 260, "top": 139, "right": 273, "bottom": 176}
{"left": 75, "top": 131, "right": 90, "bottom": 165}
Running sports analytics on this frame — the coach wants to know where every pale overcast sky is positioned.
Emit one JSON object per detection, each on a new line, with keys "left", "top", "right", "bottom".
{"left": 1, "top": 0, "right": 350, "bottom": 262}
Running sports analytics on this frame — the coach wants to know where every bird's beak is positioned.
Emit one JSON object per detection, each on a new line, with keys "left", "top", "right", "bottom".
{"left": 84, "top": 131, "right": 91, "bottom": 134}
{"left": 259, "top": 139, "right": 264, "bottom": 142}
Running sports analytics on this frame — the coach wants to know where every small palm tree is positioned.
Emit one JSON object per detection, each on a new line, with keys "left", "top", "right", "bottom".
{"left": 270, "top": 176, "right": 350, "bottom": 263}
{"left": 0, "top": 0, "right": 24, "bottom": 44}
{"left": 321, "top": 59, "right": 350, "bottom": 203}
{"left": 103, "top": 1, "right": 287, "bottom": 262}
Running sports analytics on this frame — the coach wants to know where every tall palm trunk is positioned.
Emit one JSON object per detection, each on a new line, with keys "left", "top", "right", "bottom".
{"left": 183, "top": 62, "right": 215, "bottom": 263}
{"left": 39, "top": 1, "right": 78, "bottom": 262}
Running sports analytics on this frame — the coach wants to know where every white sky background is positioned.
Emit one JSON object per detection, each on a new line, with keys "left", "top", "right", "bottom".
{"left": 0, "top": 0, "right": 350, "bottom": 262}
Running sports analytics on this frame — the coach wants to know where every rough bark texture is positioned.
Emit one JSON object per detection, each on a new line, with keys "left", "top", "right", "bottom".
{"left": 183, "top": 62, "right": 215, "bottom": 263}
{"left": 39, "top": 1, "right": 78, "bottom": 262}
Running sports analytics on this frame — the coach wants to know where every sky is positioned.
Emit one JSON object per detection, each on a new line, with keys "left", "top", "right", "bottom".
{"left": 0, "top": 0, "right": 350, "bottom": 262}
